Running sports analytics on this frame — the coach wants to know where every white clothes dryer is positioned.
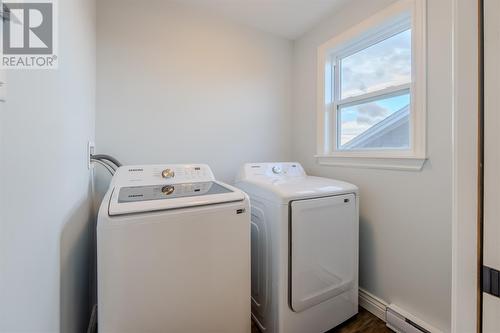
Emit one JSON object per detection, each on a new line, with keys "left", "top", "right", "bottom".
{"left": 235, "top": 162, "right": 359, "bottom": 333}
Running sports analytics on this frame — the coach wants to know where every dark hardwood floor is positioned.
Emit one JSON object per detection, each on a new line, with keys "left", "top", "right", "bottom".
{"left": 251, "top": 307, "right": 392, "bottom": 333}
{"left": 328, "top": 308, "right": 392, "bottom": 333}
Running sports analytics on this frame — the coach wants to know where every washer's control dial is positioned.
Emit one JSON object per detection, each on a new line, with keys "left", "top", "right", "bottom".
{"left": 161, "top": 185, "right": 175, "bottom": 195}
{"left": 272, "top": 166, "right": 282, "bottom": 174}
{"left": 161, "top": 169, "right": 175, "bottom": 179}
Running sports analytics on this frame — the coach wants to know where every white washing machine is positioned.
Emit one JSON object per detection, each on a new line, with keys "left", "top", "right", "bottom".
{"left": 97, "top": 164, "right": 251, "bottom": 333}
{"left": 235, "top": 162, "right": 359, "bottom": 333}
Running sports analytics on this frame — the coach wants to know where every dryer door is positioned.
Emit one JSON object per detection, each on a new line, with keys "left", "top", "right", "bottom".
{"left": 290, "top": 194, "right": 357, "bottom": 312}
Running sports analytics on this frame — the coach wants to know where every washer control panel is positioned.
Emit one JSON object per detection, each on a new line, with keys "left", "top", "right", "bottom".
{"left": 161, "top": 168, "right": 175, "bottom": 179}
{"left": 113, "top": 164, "right": 215, "bottom": 186}
{"left": 118, "top": 181, "right": 233, "bottom": 203}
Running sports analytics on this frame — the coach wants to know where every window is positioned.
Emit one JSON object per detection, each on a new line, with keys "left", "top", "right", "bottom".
{"left": 317, "top": 0, "right": 427, "bottom": 171}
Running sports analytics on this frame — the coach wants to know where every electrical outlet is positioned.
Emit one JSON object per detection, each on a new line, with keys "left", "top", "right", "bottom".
{"left": 88, "top": 141, "right": 95, "bottom": 169}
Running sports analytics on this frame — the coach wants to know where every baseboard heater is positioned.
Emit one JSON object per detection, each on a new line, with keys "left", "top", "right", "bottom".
{"left": 386, "top": 304, "right": 433, "bottom": 333}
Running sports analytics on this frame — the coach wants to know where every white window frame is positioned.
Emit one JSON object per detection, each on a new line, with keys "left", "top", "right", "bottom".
{"left": 316, "top": 0, "right": 427, "bottom": 171}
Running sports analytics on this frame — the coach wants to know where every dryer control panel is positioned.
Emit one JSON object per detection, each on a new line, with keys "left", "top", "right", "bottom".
{"left": 112, "top": 164, "right": 215, "bottom": 187}
{"left": 237, "top": 162, "right": 306, "bottom": 181}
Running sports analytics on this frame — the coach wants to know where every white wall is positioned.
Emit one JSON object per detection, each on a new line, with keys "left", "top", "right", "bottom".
{"left": 96, "top": 0, "right": 292, "bottom": 184}
{"left": 0, "top": 0, "right": 96, "bottom": 331}
{"left": 292, "top": 0, "right": 452, "bottom": 331}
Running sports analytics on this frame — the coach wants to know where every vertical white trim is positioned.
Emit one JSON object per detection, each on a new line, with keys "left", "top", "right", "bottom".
{"left": 317, "top": 49, "right": 327, "bottom": 155}
{"left": 451, "top": 0, "right": 479, "bottom": 331}
{"left": 482, "top": 0, "right": 500, "bottom": 273}
{"left": 411, "top": 0, "right": 427, "bottom": 159}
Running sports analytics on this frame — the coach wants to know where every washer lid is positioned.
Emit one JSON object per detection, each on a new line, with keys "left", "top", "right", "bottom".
{"left": 108, "top": 181, "right": 246, "bottom": 216}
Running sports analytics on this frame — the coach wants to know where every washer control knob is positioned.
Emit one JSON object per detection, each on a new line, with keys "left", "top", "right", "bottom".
{"left": 272, "top": 166, "right": 282, "bottom": 174}
{"left": 162, "top": 169, "right": 175, "bottom": 179}
{"left": 161, "top": 185, "right": 175, "bottom": 195}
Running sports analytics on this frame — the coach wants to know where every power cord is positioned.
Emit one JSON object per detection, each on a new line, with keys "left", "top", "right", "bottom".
{"left": 90, "top": 154, "right": 122, "bottom": 167}
{"left": 91, "top": 158, "right": 115, "bottom": 175}
{"left": 90, "top": 154, "right": 122, "bottom": 175}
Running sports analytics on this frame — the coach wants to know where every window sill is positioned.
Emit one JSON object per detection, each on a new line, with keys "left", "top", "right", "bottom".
{"left": 315, "top": 155, "right": 427, "bottom": 171}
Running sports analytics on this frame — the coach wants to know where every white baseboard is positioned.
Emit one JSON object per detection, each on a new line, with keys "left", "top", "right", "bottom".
{"left": 359, "top": 288, "right": 388, "bottom": 322}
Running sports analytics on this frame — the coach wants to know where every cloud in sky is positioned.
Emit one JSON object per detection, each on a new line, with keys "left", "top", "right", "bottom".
{"left": 341, "top": 29, "right": 411, "bottom": 99}
{"left": 340, "top": 102, "right": 390, "bottom": 145}
{"left": 340, "top": 94, "right": 410, "bottom": 146}
{"left": 356, "top": 103, "right": 389, "bottom": 125}
{"left": 341, "top": 120, "right": 370, "bottom": 144}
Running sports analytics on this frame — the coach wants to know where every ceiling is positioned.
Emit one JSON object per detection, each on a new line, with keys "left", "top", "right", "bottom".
{"left": 176, "top": 0, "right": 351, "bottom": 40}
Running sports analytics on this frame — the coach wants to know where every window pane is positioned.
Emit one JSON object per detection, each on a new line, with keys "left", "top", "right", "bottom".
{"left": 339, "top": 93, "right": 410, "bottom": 150}
{"left": 341, "top": 29, "right": 411, "bottom": 99}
